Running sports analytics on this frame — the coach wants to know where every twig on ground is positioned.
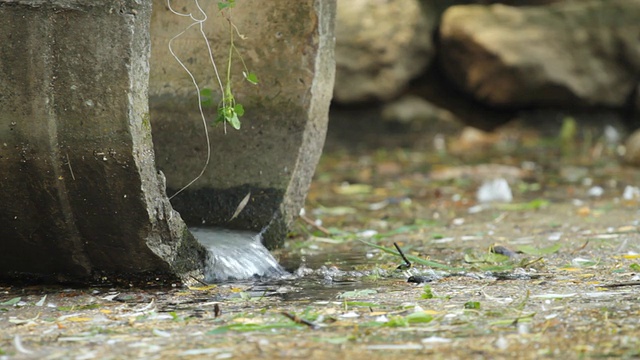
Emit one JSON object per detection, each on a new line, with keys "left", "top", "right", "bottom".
{"left": 570, "top": 240, "right": 589, "bottom": 254}
{"left": 394, "top": 242, "right": 412, "bottom": 270}
{"left": 299, "top": 214, "right": 331, "bottom": 236}
{"left": 190, "top": 276, "right": 210, "bottom": 287}
{"left": 521, "top": 257, "right": 543, "bottom": 268}
{"left": 281, "top": 312, "right": 318, "bottom": 330}
{"left": 599, "top": 281, "right": 640, "bottom": 288}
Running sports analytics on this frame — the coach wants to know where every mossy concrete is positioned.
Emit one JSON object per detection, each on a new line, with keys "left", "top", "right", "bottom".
{"left": 0, "top": 0, "right": 206, "bottom": 284}
{"left": 149, "top": 0, "right": 336, "bottom": 248}
{"left": 0, "top": 0, "right": 335, "bottom": 283}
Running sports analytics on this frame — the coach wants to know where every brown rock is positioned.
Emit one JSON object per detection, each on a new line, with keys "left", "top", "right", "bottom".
{"left": 624, "top": 129, "right": 640, "bottom": 166}
{"left": 439, "top": 0, "right": 640, "bottom": 108}
{"left": 334, "top": 0, "right": 435, "bottom": 103}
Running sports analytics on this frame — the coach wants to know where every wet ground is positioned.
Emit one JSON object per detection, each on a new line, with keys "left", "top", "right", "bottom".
{"left": 2, "top": 118, "right": 640, "bottom": 359}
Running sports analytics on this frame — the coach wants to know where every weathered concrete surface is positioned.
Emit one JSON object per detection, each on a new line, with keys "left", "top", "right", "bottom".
{"left": 149, "top": 0, "right": 336, "bottom": 248}
{"left": 0, "top": 0, "right": 206, "bottom": 284}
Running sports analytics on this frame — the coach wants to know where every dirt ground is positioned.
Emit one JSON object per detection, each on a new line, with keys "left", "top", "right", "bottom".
{"left": 2, "top": 120, "right": 640, "bottom": 359}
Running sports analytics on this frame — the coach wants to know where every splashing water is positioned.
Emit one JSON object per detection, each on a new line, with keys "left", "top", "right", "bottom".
{"left": 189, "top": 227, "right": 288, "bottom": 283}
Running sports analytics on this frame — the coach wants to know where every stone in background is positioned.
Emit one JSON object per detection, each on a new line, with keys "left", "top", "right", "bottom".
{"left": 332, "top": 0, "right": 640, "bottom": 146}
{"left": 333, "top": 0, "right": 436, "bottom": 103}
{"left": 439, "top": 0, "right": 640, "bottom": 108}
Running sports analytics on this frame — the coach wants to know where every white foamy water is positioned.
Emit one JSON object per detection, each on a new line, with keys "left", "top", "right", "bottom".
{"left": 189, "top": 227, "right": 288, "bottom": 283}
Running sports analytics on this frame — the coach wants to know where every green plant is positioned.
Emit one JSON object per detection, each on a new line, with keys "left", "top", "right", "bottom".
{"left": 166, "top": 0, "right": 258, "bottom": 198}
{"left": 212, "top": 0, "right": 258, "bottom": 130}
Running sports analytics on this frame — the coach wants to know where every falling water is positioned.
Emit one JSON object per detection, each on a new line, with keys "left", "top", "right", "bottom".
{"left": 189, "top": 227, "right": 288, "bottom": 283}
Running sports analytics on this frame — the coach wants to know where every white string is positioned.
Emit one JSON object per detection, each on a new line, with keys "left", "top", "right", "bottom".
{"left": 165, "top": 0, "right": 225, "bottom": 199}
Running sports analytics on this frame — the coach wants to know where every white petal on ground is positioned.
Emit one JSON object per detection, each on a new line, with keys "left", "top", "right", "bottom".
{"left": 477, "top": 178, "right": 513, "bottom": 203}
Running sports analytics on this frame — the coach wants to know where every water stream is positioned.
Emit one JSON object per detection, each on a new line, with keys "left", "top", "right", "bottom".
{"left": 189, "top": 227, "right": 395, "bottom": 301}
{"left": 190, "top": 227, "right": 288, "bottom": 283}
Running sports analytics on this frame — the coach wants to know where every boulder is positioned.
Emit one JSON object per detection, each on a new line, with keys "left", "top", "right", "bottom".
{"left": 381, "top": 95, "right": 462, "bottom": 131}
{"left": 333, "top": 0, "right": 435, "bottom": 103}
{"left": 625, "top": 129, "right": 640, "bottom": 166}
{"left": 439, "top": 0, "right": 640, "bottom": 108}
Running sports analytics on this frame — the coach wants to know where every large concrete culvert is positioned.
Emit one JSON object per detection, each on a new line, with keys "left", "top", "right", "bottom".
{"left": 0, "top": 0, "right": 335, "bottom": 285}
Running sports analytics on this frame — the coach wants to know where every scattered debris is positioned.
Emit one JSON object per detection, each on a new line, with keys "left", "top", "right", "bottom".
{"left": 393, "top": 242, "right": 412, "bottom": 270}
{"left": 491, "top": 245, "right": 517, "bottom": 258}
{"left": 281, "top": 312, "right": 319, "bottom": 330}
{"left": 407, "top": 276, "right": 433, "bottom": 284}
{"left": 477, "top": 178, "right": 513, "bottom": 203}
{"left": 599, "top": 281, "right": 640, "bottom": 288}
{"left": 229, "top": 192, "right": 251, "bottom": 222}
{"left": 14, "top": 335, "right": 33, "bottom": 354}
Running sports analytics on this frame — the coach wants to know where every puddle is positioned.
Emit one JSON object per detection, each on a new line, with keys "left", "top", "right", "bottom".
{"left": 279, "top": 251, "right": 374, "bottom": 272}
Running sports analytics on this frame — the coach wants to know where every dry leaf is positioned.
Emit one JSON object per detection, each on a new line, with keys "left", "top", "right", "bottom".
{"left": 229, "top": 192, "right": 251, "bottom": 221}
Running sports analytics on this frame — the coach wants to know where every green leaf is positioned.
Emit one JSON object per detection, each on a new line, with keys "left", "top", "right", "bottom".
{"left": 228, "top": 112, "right": 241, "bottom": 130}
{"left": 338, "top": 289, "right": 377, "bottom": 299}
{"left": 406, "top": 312, "right": 433, "bottom": 324}
{"left": 560, "top": 116, "right": 577, "bottom": 143}
{"left": 496, "top": 198, "right": 549, "bottom": 211}
{"left": 234, "top": 103, "right": 245, "bottom": 116}
{"left": 421, "top": 285, "right": 434, "bottom": 299}
{"left": 516, "top": 243, "right": 561, "bottom": 256}
{"left": 216, "top": 105, "right": 230, "bottom": 124}
{"left": 464, "top": 301, "right": 481, "bottom": 310}
{"left": 244, "top": 71, "right": 259, "bottom": 85}
{"left": 0, "top": 297, "right": 20, "bottom": 306}
{"left": 217, "top": 0, "right": 235, "bottom": 10}
{"left": 199, "top": 88, "right": 214, "bottom": 108}
{"left": 471, "top": 264, "right": 515, "bottom": 272}
{"left": 630, "top": 263, "right": 640, "bottom": 272}
{"left": 464, "top": 253, "right": 510, "bottom": 264}
{"left": 215, "top": 112, "right": 225, "bottom": 124}
{"left": 207, "top": 322, "right": 300, "bottom": 334}
{"left": 345, "top": 301, "right": 378, "bottom": 307}
{"left": 571, "top": 258, "right": 598, "bottom": 267}
{"left": 514, "top": 290, "right": 530, "bottom": 311}
{"left": 383, "top": 316, "right": 409, "bottom": 327}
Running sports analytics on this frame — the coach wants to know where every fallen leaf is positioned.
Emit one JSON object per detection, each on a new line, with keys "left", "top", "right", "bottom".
{"left": 64, "top": 317, "right": 92, "bottom": 322}
{"left": 333, "top": 183, "right": 372, "bottom": 195}
{"left": 229, "top": 192, "right": 251, "bottom": 222}
{"left": 517, "top": 243, "right": 562, "bottom": 256}
{"left": 0, "top": 297, "right": 21, "bottom": 306}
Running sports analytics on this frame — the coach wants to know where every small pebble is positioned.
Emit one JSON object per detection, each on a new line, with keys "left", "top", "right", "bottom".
{"left": 407, "top": 276, "right": 432, "bottom": 284}
{"left": 491, "top": 245, "right": 516, "bottom": 258}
